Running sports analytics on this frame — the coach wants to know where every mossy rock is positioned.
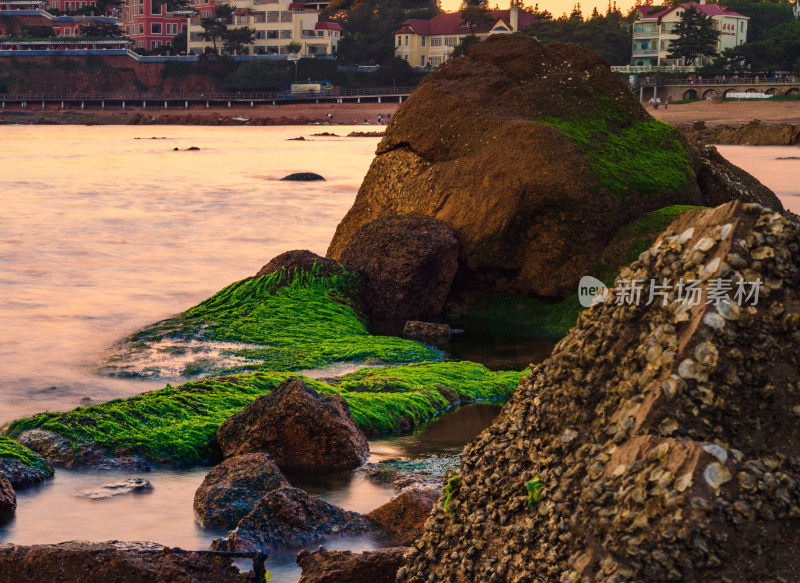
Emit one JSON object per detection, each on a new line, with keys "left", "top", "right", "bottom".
{"left": 102, "top": 256, "right": 441, "bottom": 379}
{"left": 0, "top": 436, "right": 54, "bottom": 488}
{"left": 447, "top": 205, "right": 707, "bottom": 338}
{"left": 5, "top": 362, "right": 523, "bottom": 468}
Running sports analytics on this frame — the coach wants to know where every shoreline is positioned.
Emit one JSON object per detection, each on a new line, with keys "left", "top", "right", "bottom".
{"left": 3, "top": 99, "right": 800, "bottom": 128}
{"left": 0, "top": 101, "right": 400, "bottom": 126}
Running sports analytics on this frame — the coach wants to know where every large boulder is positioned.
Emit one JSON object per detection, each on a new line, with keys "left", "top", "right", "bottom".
{"left": 216, "top": 378, "right": 369, "bottom": 471}
{"left": 0, "top": 475, "right": 15, "bottom": 516}
{"left": 212, "top": 486, "right": 372, "bottom": 552}
{"left": 0, "top": 437, "right": 54, "bottom": 489}
{"left": 15, "top": 429, "right": 150, "bottom": 471}
{"left": 0, "top": 541, "right": 250, "bottom": 583}
{"left": 326, "top": 35, "right": 782, "bottom": 299}
{"left": 402, "top": 201, "right": 800, "bottom": 582}
{"left": 194, "top": 453, "right": 289, "bottom": 529}
{"left": 338, "top": 215, "right": 459, "bottom": 320}
{"left": 367, "top": 487, "right": 437, "bottom": 544}
{"left": 297, "top": 547, "right": 408, "bottom": 583}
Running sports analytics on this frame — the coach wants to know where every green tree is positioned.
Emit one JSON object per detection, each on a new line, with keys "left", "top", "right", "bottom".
{"left": 451, "top": 33, "right": 480, "bottom": 57}
{"left": 666, "top": 4, "right": 721, "bottom": 66}
{"left": 460, "top": 1, "right": 493, "bottom": 33}
{"left": 201, "top": 18, "right": 227, "bottom": 54}
{"left": 287, "top": 41, "right": 302, "bottom": 54}
{"left": 223, "top": 60, "right": 290, "bottom": 90}
{"left": 79, "top": 22, "right": 125, "bottom": 37}
{"left": 222, "top": 26, "right": 255, "bottom": 55}
{"left": 20, "top": 25, "right": 55, "bottom": 38}
{"left": 171, "top": 30, "right": 187, "bottom": 53}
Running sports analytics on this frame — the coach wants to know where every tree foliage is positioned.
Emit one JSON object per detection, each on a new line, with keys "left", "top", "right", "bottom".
{"left": 666, "top": 4, "right": 720, "bottom": 65}
{"left": 520, "top": 2, "right": 632, "bottom": 65}
{"left": 451, "top": 33, "right": 480, "bottom": 57}
{"left": 222, "top": 26, "right": 255, "bottom": 55}
{"left": 79, "top": 22, "right": 125, "bottom": 37}
{"left": 459, "top": 4, "right": 493, "bottom": 33}
{"left": 223, "top": 60, "right": 291, "bottom": 90}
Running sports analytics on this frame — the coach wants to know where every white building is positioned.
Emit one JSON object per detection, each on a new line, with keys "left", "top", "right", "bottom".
{"left": 186, "top": 0, "right": 341, "bottom": 56}
{"left": 631, "top": 0, "right": 747, "bottom": 67}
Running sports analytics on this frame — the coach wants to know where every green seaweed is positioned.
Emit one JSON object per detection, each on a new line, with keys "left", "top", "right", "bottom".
{"left": 5, "top": 362, "right": 523, "bottom": 467}
{"left": 537, "top": 116, "right": 694, "bottom": 197}
{"left": 443, "top": 475, "right": 459, "bottom": 516}
{"left": 526, "top": 475, "right": 543, "bottom": 511}
{"left": 116, "top": 264, "right": 441, "bottom": 375}
{"left": 0, "top": 436, "right": 53, "bottom": 476}
{"left": 450, "top": 205, "right": 707, "bottom": 337}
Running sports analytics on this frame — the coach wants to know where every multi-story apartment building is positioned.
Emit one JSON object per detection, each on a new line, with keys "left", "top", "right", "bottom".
{"left": 631, "top": 0, "right": 747, "bottom": 67}
{"left": 185, "top": 0, "right": 341, "bottom": 56}
{"left": 122, "top": 0, "right": 198, "bottom": 50}
{"left": 393, "top": 5, "right": 536, "bottom": 69}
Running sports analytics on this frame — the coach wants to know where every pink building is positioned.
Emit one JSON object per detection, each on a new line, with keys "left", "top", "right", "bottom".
{"left": 122, "top": 0, "right": 204, "bottom": 50}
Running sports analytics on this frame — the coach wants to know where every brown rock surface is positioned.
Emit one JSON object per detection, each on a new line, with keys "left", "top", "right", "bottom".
{"left": 401, "top": 201, "right": 800, "bottom": 582}
{"left": 216, "top": 377, "right": 369, "bottom": 471}
{"left": 297, "top": 547, "right": 407, "bottom": 583}
{"left": 15, "top": 428, "right": 151, "bottom": 471}
{"left": 339, "top": 215, "right": 459, "bottom": 320}
{"left": 367, "top": 488, "right": 437, "bottom": 544}
{"left": 0, "top": 475, "right": 15, "bottom": 516}
{"left": 681, "top": 118, "right": 800, "bottom": 146}
{"left": 212, "top": 486, "right": 372, "bottom": 552}
{"left": 327, "top": 35, "right": 781, "bottom": 299}
{"left": 193, "top": 453, "right": 289, "bottom": 529}
{"left": 0, "top": 541, "right": 250, "bottom": 583}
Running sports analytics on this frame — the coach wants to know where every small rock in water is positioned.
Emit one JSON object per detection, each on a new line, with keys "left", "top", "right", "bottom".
{"left": 281, "top": 172, "right": 325, "bottom": 181}
{"left": 76, "top": 478, "right": 152, "bottom": 500}
{"left": 403, "top": 321, "right": 453, "bottom": 344}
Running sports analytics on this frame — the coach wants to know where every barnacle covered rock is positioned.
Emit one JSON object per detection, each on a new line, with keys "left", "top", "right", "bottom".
{"left": 402, "top": 201, "right": 800, "bottom": 583}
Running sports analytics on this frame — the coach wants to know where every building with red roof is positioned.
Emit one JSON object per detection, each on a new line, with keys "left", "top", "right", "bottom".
{"left": 630, "top": 0, "right": 747, "bottom": 67}
{"left": 394, "top": 5, "right": 536, "bottom": 69}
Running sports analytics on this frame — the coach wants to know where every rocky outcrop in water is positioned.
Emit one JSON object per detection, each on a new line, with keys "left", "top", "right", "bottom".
{"left": 327, "top": 35, "right": 782, "bottom": 300}
{"left": 691, "top": 145, "right": 783, "bottom": 209}
{"left": 75, "top": 478, "right": 152, "bottom": 500}
{"left": 15, "top": 429, "right": 151, "bottom": 471}
{"left": 402, "top": 201, "right": 800, "bottom": 582}
{"left": 367, "top": 488, "right": 437, "bottom": 544}
{"left": 297, "top": 547, "right": 407, "bottom": 583}
{"left": 680, "top": 119, "right": 800, "bottom": 146}
{"left": 212, "top": 486, "right": 372, "bottom": 552}
{"left": 0, "top": 541, "right": 251, "bottom": 583}
{"left": 0, "top": 437, "right": 54, "bottom": 489}
{"left": 402, "top": 321, "right": 454, "bottom": 344}
{"left": 194, "top": 453, "right": 289, "bottom": 529}
{"left": 339, "top": 215, "right": 459, "bottom": 320}
{"left": 0, "top": 475, "right": 15, "bottom": 516}
{"left": 281, "top": 173, "right": 326, "bottom": 181}
{"left": 216, "top": 378, "right": 369, "bottom": 471}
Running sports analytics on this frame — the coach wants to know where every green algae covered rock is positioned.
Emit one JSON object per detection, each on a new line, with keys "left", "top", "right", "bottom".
{"left": 102, "top": 251, "right": 441, "bottom": 380}
{"left": 0, "top": 436, "right": 54, "bottom": 488}
{"left": 5, "top": 362, "right": 523, "bottom": 468}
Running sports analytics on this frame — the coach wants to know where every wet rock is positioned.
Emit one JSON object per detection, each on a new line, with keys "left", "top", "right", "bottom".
{"left": 282, "top": 171, "right": 325, "bottom": 181}
{"left": 339, "top": 215, "right": 459, "bottom": 320}
{"left": 0, "top": 438, "right": 54, "bottom": 489}
{"left": 681, "top": 118, "right": 800, "bottom": 146}
{"left": 347, "top": 131, "right": 384, "bottom": 137}
{"left": 253, "top": 249, "right": 349, "bottom": 283}
{"left": 0, "top": 541, "right": 250, "bottom": 583}
{"left": 361, "top": 455, "right": 460, "bottom": 491}
{"left": 15, "top": 429, "right": 151, "bottom": 471}
{"left": 212, "top": 486, "right": 372, "bottom": 552}
{"left": 216, "top": 378, "right": 369, "bottom": 471}
{"left": 403, "top": 200, "right": 800, "bottom": 582}
{"left": 75, "top": 477, "right": 152, "bottom": 500}
{"left": 0, "top": 475, "right": 15, "bottom": 516}
{"left": 194, "top": 453, "right": 289, "bottom": 529}
{"left": 367, "top": 488, "right": 436, "bottom": 544}
{"left": 327, "top": 35, "right": 780, "bottom": 299}
{"left": 297, "top": 546, "right": 407, "bottom": 583}
{"left": 402, "top": 321, "right": 453, "bottom": 344}
{"left": 691, "top": 144, "right": 783, "bottom": 210}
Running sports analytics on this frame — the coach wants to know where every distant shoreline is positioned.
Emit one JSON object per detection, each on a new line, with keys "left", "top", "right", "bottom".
{"left": 0, "top": 101, "right": 400, "bottom": 126}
